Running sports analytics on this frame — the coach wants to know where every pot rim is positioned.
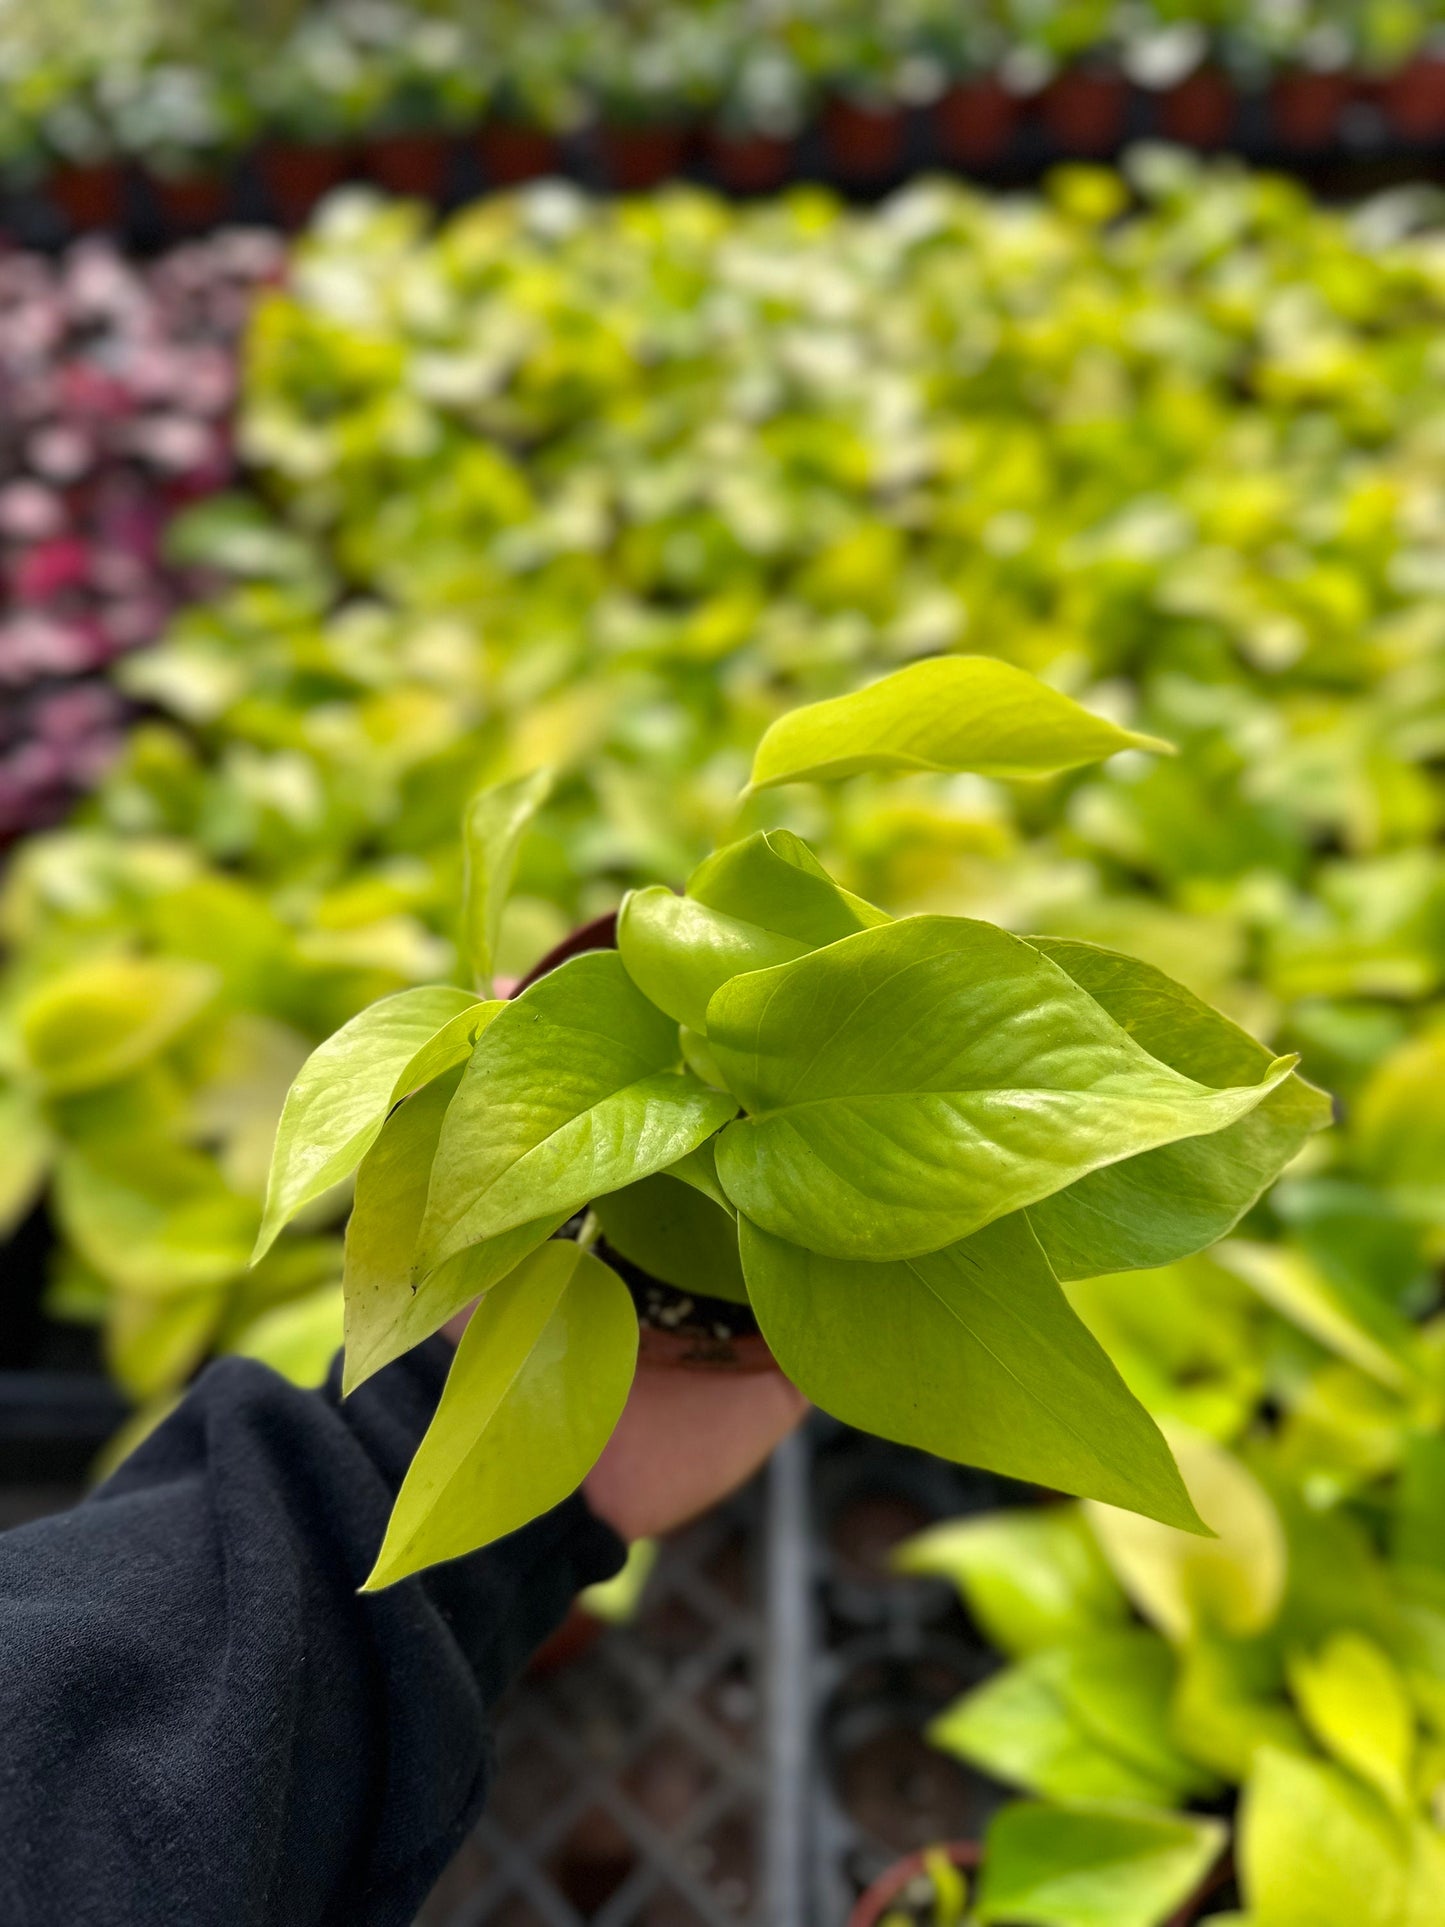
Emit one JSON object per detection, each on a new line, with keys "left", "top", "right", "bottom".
{"left": 848, "top": 1841, "right": 981, "bottom": 1927}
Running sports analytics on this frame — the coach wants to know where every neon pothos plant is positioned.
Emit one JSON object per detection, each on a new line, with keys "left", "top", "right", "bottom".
{"left": 254, "top": 658, "right": 1330, "bottom": 1587}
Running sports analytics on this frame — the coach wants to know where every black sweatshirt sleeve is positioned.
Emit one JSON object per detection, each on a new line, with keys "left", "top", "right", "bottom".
{"left": 0, "top": 1338, "right": 626, "bottom": 1927}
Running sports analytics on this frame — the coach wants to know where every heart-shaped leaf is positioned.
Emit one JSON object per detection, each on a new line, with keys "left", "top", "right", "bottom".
{"left": 931, "top": 1628, "right": 1211, "bottom": 1805}
{"left": 1087, "top": 1427, "right": 1286, "bottom": 1643}
{"left": 618, "top": 828, "right": 886, "bottom": 1031}
{"left": 420, "top": 951, "right": 737, "bottom": 1268}
{"left": 343, "top": 1067, "right": 567, "bottom": 1391}
{"left": 461, "top": 767, "right": 552, "bottom": 994}
{"left": 1025, "top": 939, "right": 1331, "bottom": 1278}
{"left": 710, "top": 918, "right": 1297, "bottom": 1261}
{"left": 895, "top": 1506, "right": 1127, "bottom": 1659}
{"left": 364, "top": 1241, "right": 637, "bottom": 1586}
{"left": 1239, "top": 1747, "right": 1409, "bottom": 1927}
{"left": 740, "top": 1210, "right": 1203, "bottom": 1530}
{"left": 254, "top": 985, "right": 496, "bottom": 1261}
{"left": 976, "top": 1800, "right": 1226, "bottom": 1927}
{"left": 20, "top": 955, "right": 219, "bottom": 1095}
{"left": 747, "top": 656, "right": 1172, "bottom": 791}
{"left": 1287, "top": 1633, "right": 1415, "bottom": 1813}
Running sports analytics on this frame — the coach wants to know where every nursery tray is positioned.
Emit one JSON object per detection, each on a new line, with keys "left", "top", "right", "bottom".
{"left": 415, "top": 1418, "right": 1025, "bottom": 1926}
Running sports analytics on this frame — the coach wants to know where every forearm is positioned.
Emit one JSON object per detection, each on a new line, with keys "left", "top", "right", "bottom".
{"left": 0, "top": 1340, "right": 623, "bottom": 1927}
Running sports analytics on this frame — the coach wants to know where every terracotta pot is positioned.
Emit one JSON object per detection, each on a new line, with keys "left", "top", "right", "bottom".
{"left": 49, "top": 162, "right": 125, "bottom": 231}
{"left": 361, "top": 131, "right": 452, "bottom": 198}
{"left": 933, "top": 79, "right": 1018, "bottom": 166}
{"left": 822, "top": 96, "right": 907, "bottom": 180}
{"left": 257, "top": 141, "right": 352, "bottom": 225}
{"left": 851, "top": 1839, "right": 1226, "bottom": 1927}
{"left": 148, "top": 170, "right": 228, "bottom": 233}
{"left": 637, "top": 1321, "right": 775, "bottom": 1374}
{"left": 1383, "top": 55, "right": 1445, "bottom": 140}
{"left": 514, "top": 910, "right": 619, "bottom": 992}
{"left": 1157, "top": 67, "right": 1237, "bottom": 146}
{"left": 1270, "top": 69, "right": 1353, "bottom": 148}
{"left": 706, "top": 127, "right": 795, "bottom": 193}
{"left": 596, "top": 122, "right": 691, "bottom": 190}
{"left": 1039, "top": 67, "right": 1130, "bottom": 153}
{"left": 475, "top": 120, "right": 562, "bottom": 185}
{"left": 849, "top": 1842, "right": 980, "bottom": 1927}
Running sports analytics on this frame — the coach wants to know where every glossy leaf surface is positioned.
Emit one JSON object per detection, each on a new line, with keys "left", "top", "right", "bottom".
{"left": 343, "top": 1068, "right": 567, "bottom": 1390}
{"left": 741, "top": 1212, "right": 1203, "bottom": 1530}
{"left": 1026, "top": 939, "right": 1331, "bottom": 1278}
{"left": 747, "top": 656, "right": 1171, "bottom": 791}
{"left": 365, "top": 1242, "right": 637, "bottom": 1586}
{"left": 976, "top": 1800, "right": 1226, "bottom": 1927}
{"left": 420, "top": 952, "right": 736, "bottom": 1267}
{"left": 254, "top": 984, "right": 486, "bottom": 1262}
{"left": 460, "top": 768, "right": 552, "bottom": 994}
{"left": 896, "top": 1505, "right": 1128, "bottom": 1658}
{"left": 617, "top": 828, "right": 885, "bottom": 1031}
{"left": 711, "top": 918, "right": 1296, "bottom": 1261}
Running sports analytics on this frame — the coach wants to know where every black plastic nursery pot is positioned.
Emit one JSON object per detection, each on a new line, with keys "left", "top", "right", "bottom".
{"left": 0, "top": 1203, "right": 126, "bottom": 1484}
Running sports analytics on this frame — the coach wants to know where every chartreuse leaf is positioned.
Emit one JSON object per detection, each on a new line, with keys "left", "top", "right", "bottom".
{"left": 20, "top": 955, "right": 218, "bottom": 1094}
{"left": 1171, "top": 1634, "right": 1306, "bottom": 1784}
{"left": 342, "top": 1067, "right": 568, "bottom": 1391}
{"left": 740, "top": 1212, "right": 1204, "bottom": 1530}
{"left": 746, "top": 656, "right": 1172, "bottom": 792}
{"left": 593, "top": 1172, "right": 748, "bottom": 1304}
{"left": 1215, "top": 1239, "right": 1421, "bottom": 1393}
{"left": 55, "top": 1135, "right": 256, "bottom": 1297}
{"left": 666, "top": 1140, "right": 735, "bottom": 1216}
{"left": 1288, "top": 1633, "right": 1416, "bottom": 1813}
{"left": 1238, "top": 1747, "right": 1409, "bottom": 1927}
{"left": 618, "top": 828, "right": 887, "bottom": 1031}
{"left": 420, "top": 952, "right": 737, "bottom": 1270}
{"left": 976, "top": 1800, "right": 1226, "bottom": 1927}
{"left": 895, "top": 1506, "right": 1128, "bottom": 1658}
{"left": 0, "top": 1082, "right": 51, "bottom": 1237}
{"left": 461, "top": 768, "right": 552, "bottom": 994}
{"left": 232, "top": 1285, "right": 345, "bottom": 1390}
{"left": 711, "top": 918, "right": 1298, "bottom": 1262}
{"left": 364, "top": 1242, "right": 637, "bottom": 1586}
{"left": 254, "top": 986, "right": 496, "bottom": 1261}
{"left": 931, "top": 1628, "right": 1213, "bottom": 1805}
{"left": 1087, "top": 1427, "right": 1286, "bottom": 1644}
{"left": 1025, "top": 940, "right": 1331, "bottom": 1279}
